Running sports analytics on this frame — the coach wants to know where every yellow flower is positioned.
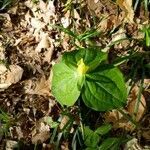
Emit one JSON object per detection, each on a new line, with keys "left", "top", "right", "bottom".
{"left": 77, "top": 58, "right": 89, "bottom": 75}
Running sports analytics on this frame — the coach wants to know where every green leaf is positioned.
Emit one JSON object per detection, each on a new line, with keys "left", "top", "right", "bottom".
{"left": 52, "top": 62, "right": 84, "bottom": 106}
{"left": 51, "top": 48, "right": 126, "bottom": 111}
{"left": 62, "top": 48, "right": 107, "bottom": 71}
{"left": 52, "top": 48, "right": 107, "bottom": 106}
{"left": 98, "top": 138, "right": 121, "bottom": 150}
{"left": 82, "top": 65, "right": 127, "bottom": 111}
{"left": 95, "top": 124, "right": 112, "bottom": 135}
{"left": 84, "top": 126, "right": 100, "bottom": 148}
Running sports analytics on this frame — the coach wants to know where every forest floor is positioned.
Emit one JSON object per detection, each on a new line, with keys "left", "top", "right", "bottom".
{"left": 0, "top": 0, "right": 150, "bottom": 149}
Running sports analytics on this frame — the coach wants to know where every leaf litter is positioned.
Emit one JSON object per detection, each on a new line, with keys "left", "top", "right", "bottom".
{"left": 0, "top": 0, "right": 150, "bottom": 149}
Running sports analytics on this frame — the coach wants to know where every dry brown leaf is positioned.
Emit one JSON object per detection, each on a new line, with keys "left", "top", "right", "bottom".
{"left": 0, "top": 41, "right": 5, "bottom": 60}
{"left": 33, "top": 77, "right": 50, "bottom": 96}
{"left": 59, "top": 115, "right": 70, "bottom": 130}
{"left": 5, "top": 140, "right": 18, "bottom": 150}
{"left": 88, "top": 0, "right": 122, "bottom": 32}
{"left": 0, "top": 13, "right": 11, "bottom": 21}
{"left": 61, "top": 11, "right": 71, "bottom": 28}
{"left": 111, "top": 28, "right": 130, "bottom": 49}
{"left": 14, "top": 127, "right": 24, "bottom": 140}
{"left": 61, "top": 141, "right": 69, "bottom": 150}
{"left": 116, "top": 0, "right": 134, "bottom": 23}
{"left": 0, "top": 64, "right": 7, "bottom": 75}
{"left": 43, "top": 46, "right": 54, "bottom": 63}
{"left": 127, "top": 86, "right": 146, "bottom": 121}
{"left": 98, "top": 19, "right": 108, "bottom": 31}
{"left": 124, "top": 138, "right": 142, "bottom": 150}
{"left": 111, "top": 28, "right": 126, "bottom": 42}
{"left": 35, "top": 33, "right": 50, "bottom": 52}
{"left": 104, "top": 85, "right": 146, "bottom": 131}
{"left": 6, "top": 65, "right": 23, "bottom": 84}
{"left": 39, "top": 0, "right": 47, "bottom": 12}
{"left": 32, "top": 122, "right": 50, "bottom": 144}
{"left": 0, "top": 14, "right": 13, "bottom": 31}
{"left": 104, "top": 109, "right": 135, "bottom": 131}
{"left": 0, "top": 65, "right": 23, "bottom": 90}
{"left": 59, "top": 115, "right": 74, "bottom": 133}
{"left": 87, "top": 0, "right": 101, "bottom": 14}
{"left": 94, "top": 0, "right": 99, "bottom": 3}
{"left": 31, "top": 18, "right": 45, "bottom": 31}
{"left": 25, "top": 0, "right": 56, "bottom": 25}
{"left": 24, "top": 76, "right": 50, "bottom": 96}
{"left": 142, "top": 130, "right": 150, "bottom": 141}
{"left": 25, "top": 0, "right": 40, "bottom": 18}
{"left": 8, "top": 5, "right": 18, "bottom": 14}
{"left": 39, "top": 0, "right": 56, "bottom": 24}
{"left": 74, "top": 9, "right": 80, "bottom": 20}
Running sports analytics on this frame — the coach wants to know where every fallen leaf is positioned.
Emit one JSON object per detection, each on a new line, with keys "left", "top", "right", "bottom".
{"left": 8, "top": 5, "right": 18, "bottom": 14}
{"left": 111, "top": 28, "right": 126, "bottom": 43}
{"left": 0, "top": 13, "right": 11, "bottom": 21}
{"left": 59, "top": 115, "right": 70, "bottom": 130}
{"left": 39, "top": 0, "right": 47, "bottom": 12}
{"left": 59, "top": 115, "right": 74, "bottom": 133}
{"left": 0, "top": 64, "right": 7, "bottom": 75}
{"left": 104, "top": 85, "right": 146, "bottom": 131}
{"left": 124, "top": 138, "right": 142, "bottom": 150}
{"left": 6, "top": 65, "right": 23, "bottom": 85}
{"left": 94, "top": 0, "right": 99, "bottom": 3}
{"left": 111, "top": 28, "right": 130, "bottom": 49}
{"left": 73, "top": 9, "right": 80, "bottom": 21}
{"left": 127, "top": 86, "right": 146, "bottom": 121}
{"left": 104, "top": 109, "right": 135, "bottom": 131}
{"left": 35, "top": 33, "right": 50, "bottom": 52}
{"left": 40, "top": 0, "right": 55, "bottom": 20}
{"left": 61, "top": 141, "right": 69, "bottom": 150}
{"left": 5, "top": 140, "right": 18, "bottom": 150}
{"left": 24, "top": 76, "right": 50, "bottom": 96}
{"left": 98, "top": 18, "right": 108, "bottom": 31}
{"left": 116, "top": 0, "right": 134, "bottom": 23}
{"left": 0, "top": 65, "right": 23, "bottom": 90}
{"left": 14, "top": 127, "right": 24, "bottom": 140}
{"left": 32, "top": 122, "right": 50, "bottom": 144}
{"left": 142, "top": 130, "right": 150, "bottom": 141}
{"left": 0, "top": 83, "right": 11, "bottom": 89}
{"left": 61, "top": 11, "right": 71, "bottom": 28}
{"left": 31, "top": 18, "right": 45, "bottom": 31}
{"left": 0, "top": 42, "right": 5, "bottom": 60}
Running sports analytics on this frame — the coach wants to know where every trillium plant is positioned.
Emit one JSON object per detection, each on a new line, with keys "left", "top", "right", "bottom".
{"left": 52, "top": 48, "right": 127, "bottom": 111}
